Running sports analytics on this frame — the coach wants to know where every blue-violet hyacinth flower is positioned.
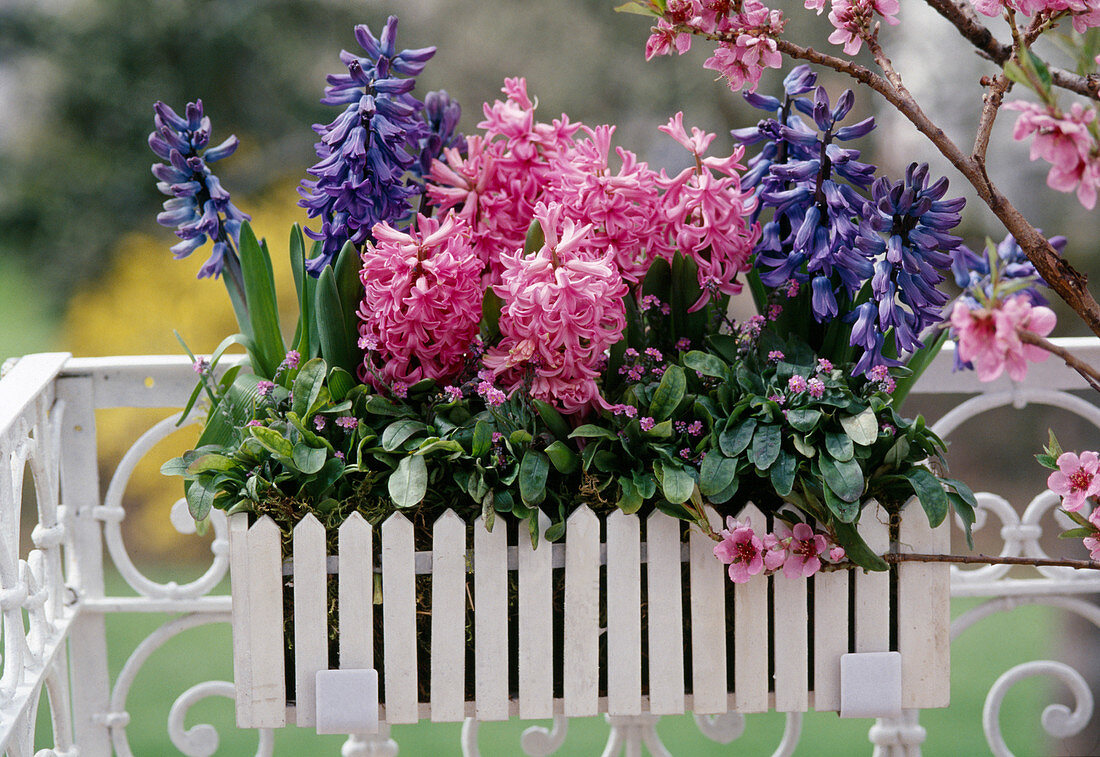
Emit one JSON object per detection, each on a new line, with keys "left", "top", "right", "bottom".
{"left": 951, "top": 232, "right": 1059, "bottom": 308}
{"left": 735, "top": 80, "right": 878, "bottom": 322}
{"left": 298, "top": 16, "right": 437, "bottom": 274}
{"left": 150, "top": 100, "right": 249, "bottom": 279}
{"left": 416, "top": 89, "right": 466, "bottom": 177}
{"left": 853, "top": 162, "right": 965, "bottom": 365}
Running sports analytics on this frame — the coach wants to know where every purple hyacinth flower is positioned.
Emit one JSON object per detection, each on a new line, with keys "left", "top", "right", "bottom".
{"left": 299, "top": 16, "right": 447, "bottom": 274}
{"left": 149, "top": 100, "right": 249, "bottom": 279}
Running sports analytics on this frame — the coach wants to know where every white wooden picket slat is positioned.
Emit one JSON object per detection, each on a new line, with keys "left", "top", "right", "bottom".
{"left": 733, "top": 503, "right": 769, "bottom": 713}
{"left": 246, "top": 516, "right": 287, "bottom": 728}
{"left": 899, "top": 512, "right": 951, "bottom": 708}
{"left": 606, "top": 510, "right": 642, "bottom": 716}
{"left": 228, "top": 513, "right": 254, "bottom": 726}
{"left": 381, "top": 512, "right": 418, "bottom": 724}
{"left": 430, "top": 510, "right": 467, "bottom": 722}
{"left": 293, "top": 514, "right": 328, "bottom": 727}
{"left": 772, "top": 569, "right": 808, "bottom": 712}
{"left": 855, "top": 502, "right": 890, "bottom": 654}
{"left": 811, "top": 569, "right": 849, "bottom": 711}
{"left": 473, "top": 515, "right": 509, "bottom": 720}
{"left": 563, "top": 505, "right": 600, "bottom": 716}
{"left": 690, "top": 505, "right": 727, "bottom": 714}
{"left": 338, "top": 513, "right": 373, "bottom": 671}
{"left": 646, "top": 511, "right": 685, "bottom": 715}
{"left": 518, "top": 511, "right": 553, "bottom": 719}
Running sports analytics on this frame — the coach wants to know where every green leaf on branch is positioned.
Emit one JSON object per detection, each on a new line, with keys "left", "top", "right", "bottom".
{"left": 682, "top": 350, "right": 728, "bottom": 380}
{"left": 186, "top": 477, "right": 219, "bottom": 521}
{"left": 382, "top": 420, "right": 429, "bottom": 452}
{"left": 533, "top": 399, "right": 572, "bottom": 442}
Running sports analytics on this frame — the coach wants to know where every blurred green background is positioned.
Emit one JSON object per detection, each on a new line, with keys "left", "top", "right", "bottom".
{"left": 4, "top": 0, "right": 1099, "bottom": 753}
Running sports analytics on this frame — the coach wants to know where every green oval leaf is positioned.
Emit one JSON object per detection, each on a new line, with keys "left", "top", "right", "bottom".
{"left": 545, "top": 440, "right": 579, "bottom": 474}
{"left": 382, "top": 419, "right": 429, "bottom": 452}
{"left": 751, "top": 424, "right": 782, "bottom": 470}
{"left": 787, "top": 408, "right": 822, "bottom": 433}
{"left": 519, "top": 449, "right": 550, "bottom": 506}
{"left": 682, "top": 350, "right": 728, "bottom": 380}
{"left": 649, "top": 364, "right": 686, "bottom": 421}
{"left": 388, "top": 454, "right": 427, "bottom": 508}
{"left": 819, "top": 454, "right": 864, "bottom": 504}
{"left": 292, "top": 443, "right": 327, "bottom": 475}
{"left": 905, "top": 468, "right": 949, "bottom": 528}
{"left": 250, "top": 425, "right": 294, "bottom": 458}
{"left": 533, "top": 399, "right": 572, "bottom": 442}
{"left": 658, "top": 460, "right": 695, "bottom": 504}
{"left": 720, "top": 418, "right": 756, "bottom": 457}
{"left": 291, "top": 357, "right": 327, "bottom": 418}
{"left": 699, "top": 450, "right": 737, "bottom": 498}
{"left": 769, "top": 449, "right": 798, "bottom": 498}
{"left": 824, "top": 431, "right": 854, "bottom": 462}
{"left": 569, "top": 424, "right": 618, "bottom": 440}
{"left": 618, "top": 475, "right": 643, "bottom": 514}
{"left": 471, "top": 420, "right": 493, "bottom": 457}
{"left": 840, "top": 407, "right": 878, "bottom": 446}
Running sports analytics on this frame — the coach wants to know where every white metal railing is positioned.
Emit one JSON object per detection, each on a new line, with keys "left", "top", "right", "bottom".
{"left": 0, "top": 340, "right": 1098, "bottom": 756}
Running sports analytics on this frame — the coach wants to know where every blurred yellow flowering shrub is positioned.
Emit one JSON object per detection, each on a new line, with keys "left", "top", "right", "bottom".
{"left": 64, "top": 188, "right": 305, "bottom": 560}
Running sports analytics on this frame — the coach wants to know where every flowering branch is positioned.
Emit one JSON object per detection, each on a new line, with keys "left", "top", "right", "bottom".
{"left": 769, "top": 35, "right": 1100, "bottom": 343}
{"left": 1016, "top": 328, "right": 1100, "bottom": 391}
{"left": 883, "top": 551, "right": 1100, "bottom": 570}
{"left": 922, "top": 0, "right": 1100, "bottom": 100}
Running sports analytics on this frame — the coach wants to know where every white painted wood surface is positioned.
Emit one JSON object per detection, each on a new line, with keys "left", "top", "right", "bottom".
{"left": 517, "top": 512, "right": 553, "bottom": 719}
{"left": 899, "top": 512, "right": 951, "bottom": 708}
{"left": 338, "top": 513, "right": 373, "bottom": 671}
{"left": 645, "top": 511, "right": 684, "bottom": 715}
{"left": 732, "top": 504, "right": 768, "bottom": 713}
{"left": 855, "top": 502, "right": 891, "bottom": 654}
{"left": 293, "top": 515, "right": 328, "bottom": 727}
{"left": 606, "top": 511, "right": 642, "bottom": 716}
{"left": 381, "top": 513, "right": 418, "bottom": 724}
{"left": 228, "top": 514, "right": 254, "bottom": 726}
{"left": 473, "top": 515, "right": 509, "bottom": 720}
{"left": 246, "top": 516, "right": 286, "bottom": 728}
{"left": 690, "top": 506, "right": 727, "bottom": 714}
{"left": 812, "top": 569, "right": 849, "bottom": 712}
{"left": 773, "top": 569, "right": 808, "bottom": 711}
{"left": 430, "top": 510, "right": 467, "bottom": 722}
{"left": 563, "top": 505, "right": 599, "bottom": 716}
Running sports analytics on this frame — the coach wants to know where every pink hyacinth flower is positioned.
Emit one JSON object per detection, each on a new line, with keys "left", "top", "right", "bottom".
{"left": 358, "top": 211, "right": 483, "bottom": 388}
{"left": 714, "top": 517, "right": 765, "bottom": 583}
{"left": 1047, "top": 451, "right": 1100, "bottom": 512}
{"left": 482, "top": 203, "right": 627, "bottom": 414}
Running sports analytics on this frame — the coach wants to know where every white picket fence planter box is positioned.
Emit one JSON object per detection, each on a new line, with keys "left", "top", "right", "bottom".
{"left": 228, "top": 499, "right": 950, "bottom": 731}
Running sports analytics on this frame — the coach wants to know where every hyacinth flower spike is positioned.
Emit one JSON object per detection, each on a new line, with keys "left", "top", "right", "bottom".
{"left": 299, "top": 16, "right": 438, "bottom": 273}
{"left": 150, "top": 99, "right": 251, "bottom": 316}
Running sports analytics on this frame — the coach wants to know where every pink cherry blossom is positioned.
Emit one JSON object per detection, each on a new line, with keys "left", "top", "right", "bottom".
{"left": 950, "top": 294, "right": 1057, "bottom": 382}
{"left": 972, "top": 1, "right": 1100, "bottom": 32}
{"left": 810, "top": 0, "right": 900, "bottom": 55}
{"left": 713, "top": 517, "right": 765, "bottom": 583}
{"left": 358, "top": 211, "right": 483, "bottom": 388}
{"left": 761, "top": 532, "right": 788, "bottom": 571}
{"left": 778, "top": 522, "right": 829, "bottom": 578}
{"left": 1005, "top": 101, "right": 1099, "bottom": 209}
{"left": 1047, "top": 450, "right": 1100, "bottom": 511}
